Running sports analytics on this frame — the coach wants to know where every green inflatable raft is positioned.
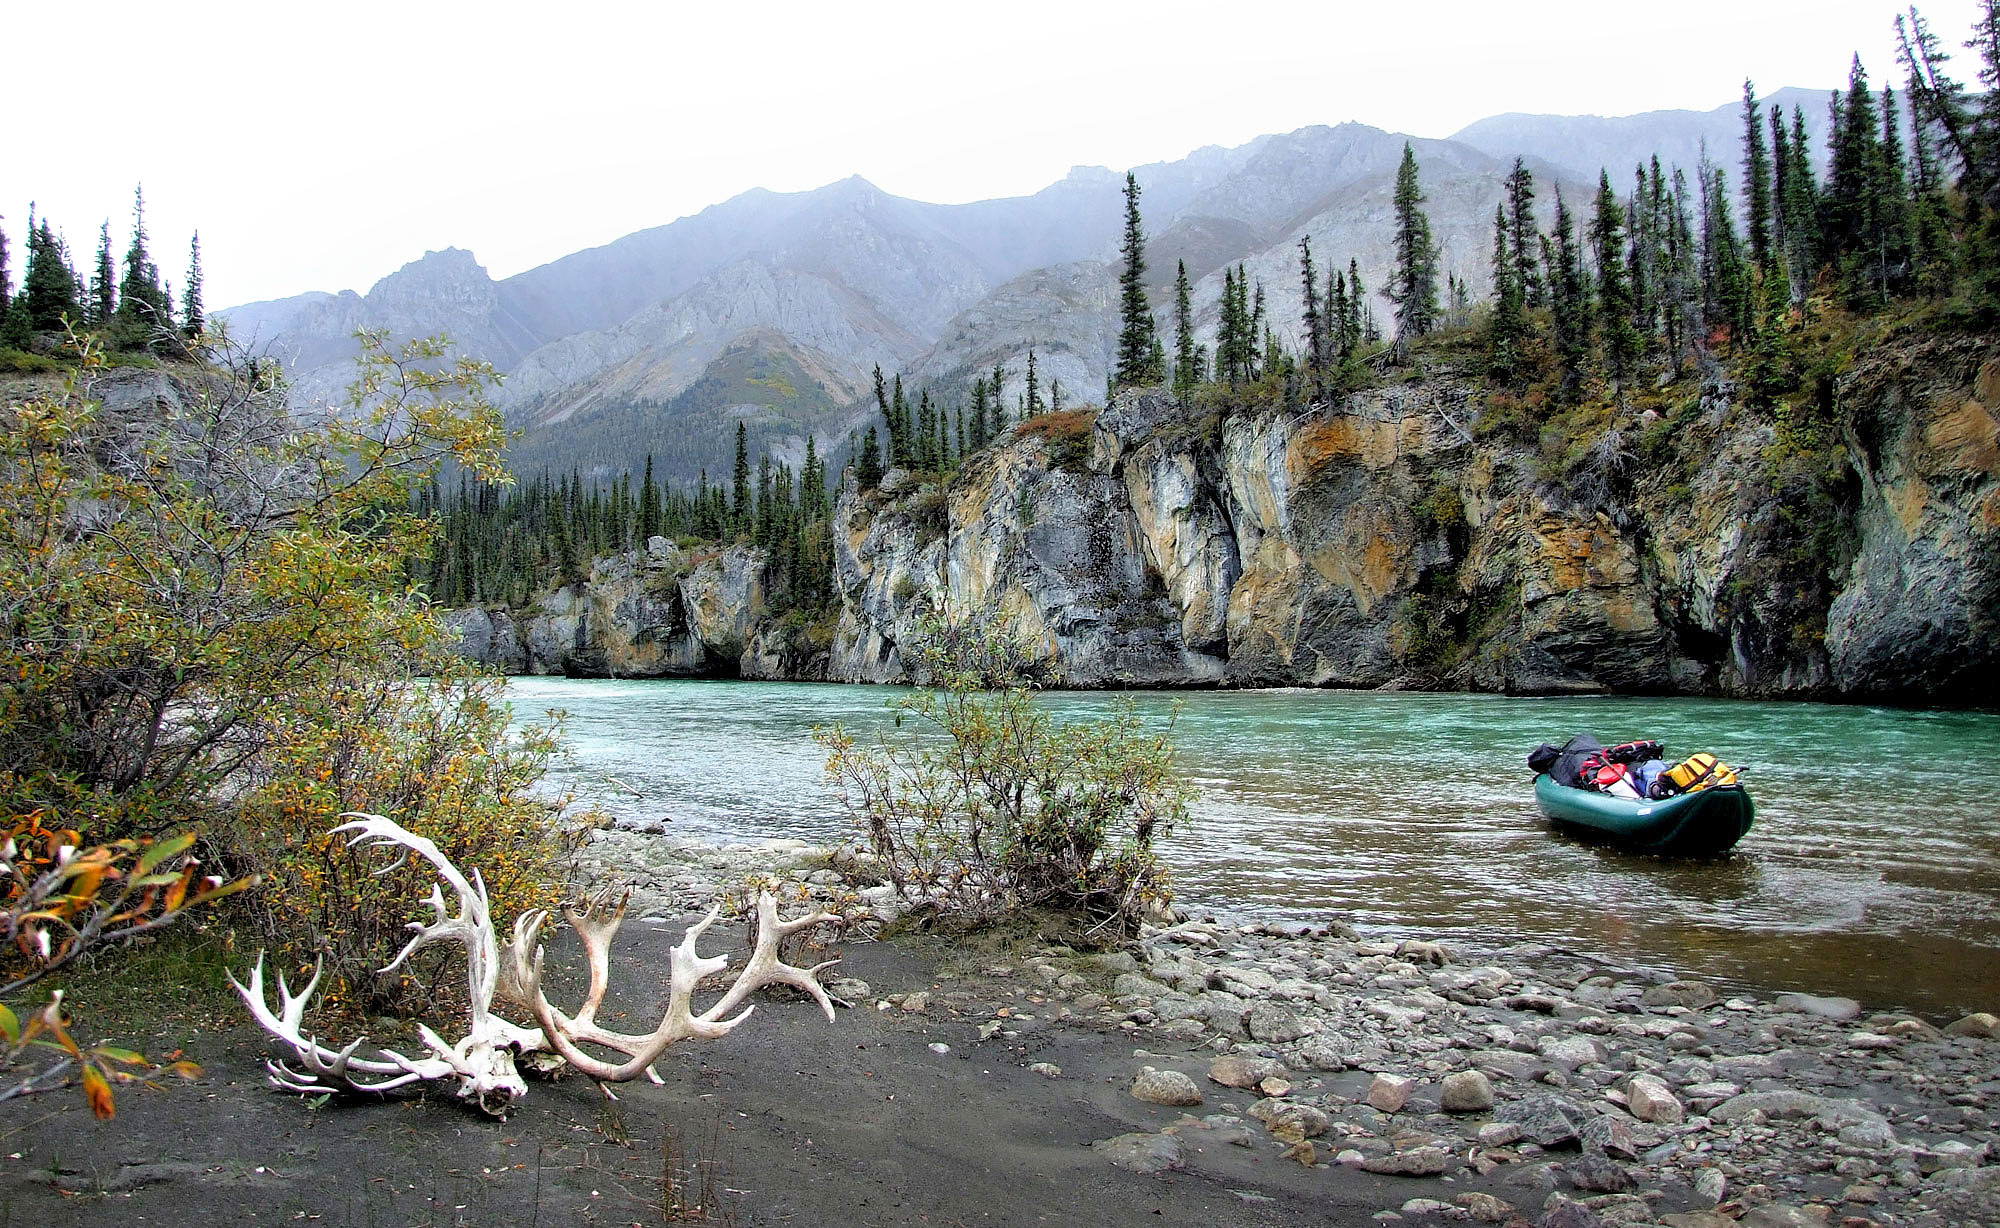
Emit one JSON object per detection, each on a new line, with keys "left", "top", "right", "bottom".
{"left": 1533, "top": 773, "right": 1755, "bottom": 856}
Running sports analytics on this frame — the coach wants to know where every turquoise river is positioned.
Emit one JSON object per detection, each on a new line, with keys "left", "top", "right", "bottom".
{"left": 508, "top": 678, "right": 2000, "bottom": 1020}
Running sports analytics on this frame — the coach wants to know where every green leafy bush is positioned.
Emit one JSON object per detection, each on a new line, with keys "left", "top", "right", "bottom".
{"left": 815, "top": 609, "right": 1186, "bottom": 938}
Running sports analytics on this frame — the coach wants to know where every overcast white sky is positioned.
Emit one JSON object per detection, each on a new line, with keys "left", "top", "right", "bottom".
{"left": 5, "top": 0, "right": 1984, "bottom": 310}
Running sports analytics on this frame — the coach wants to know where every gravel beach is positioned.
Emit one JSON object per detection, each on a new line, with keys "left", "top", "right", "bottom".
{"left": 4, "top": 828, "right": 1994, "bottom": 1228}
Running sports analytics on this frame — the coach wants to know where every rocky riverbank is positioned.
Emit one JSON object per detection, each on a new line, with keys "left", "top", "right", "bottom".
{"left": 580, "top": 826, "right": 2000, "bottom": 1228}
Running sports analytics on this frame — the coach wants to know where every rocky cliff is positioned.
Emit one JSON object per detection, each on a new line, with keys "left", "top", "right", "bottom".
{"left": 445, "top": 539, "right": 796, "bottom": 680}
{"left": 449, "top": 334, "right": 1998, "bottom": 703}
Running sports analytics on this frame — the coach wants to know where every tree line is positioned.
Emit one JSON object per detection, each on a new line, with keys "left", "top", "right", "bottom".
{"left": 428, "top": 422, "right": 837, "bottom": 616}
{"left": 0, "top": 186, "right": 203, "bottom": 356}
{"left": 1091, "top": 3, "right": 1996, "bottom": 409}
{"left": 448, "top": 1, "right": 2000, "bottom": 611}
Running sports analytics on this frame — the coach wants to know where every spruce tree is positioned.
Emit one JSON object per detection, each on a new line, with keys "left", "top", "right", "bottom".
{"left": 113, "top": 185, "right": 169, "bottom": 349}
{"left": 1112, "top": 171, "right": 1159, "bottom": 391}
{"left": 23, "top": 218, "right": 82, "bottom": 332}
{"left": 1217, "top": 267, "right": 1244, "bottom": 383}
{"left": 1701, "top": 166, "right": 1753, "bottom": 344}
{"left": 1825, "top": 57, "right": 1883, "bottom": 286}
{"left": 1024, "top": 347, "right": 1044, "bottom": 417}
{"left": 1172, "top": 259, "right": 1200, "bottom": 397}
{"left": 731, "top": 422, "right": 751, "bottom": 534}
{"left": 1385, "top": 143, "right": 1441, "bottom": 352}
{"left": 0, "top": 223, "right": 19, "bottom": 350}
{"left": 1346, "top": 259, "right": 1370, "bottom": 350}
{"left": 1487, "top": 204, "right": 1528, "bottom": 379}
{"left": 857, "top": 426, "right": 884, "bottom": 489}
{"left": 1247, "top": 280, "right": 1268, "bottom": 381}
{"left": 1545, "top": 190, "right": 1592, "bottom": 394}
{"left": 990, "top": 362, "right": 1008, "bottom": 432}
{"left": 1874, "top": 86, "right": 1915, "bottom": 299}
{"left": 1627, "top": 165, "right": 1656, "bottom": 345}
{"left": 891, "top": 375, "right": 910, "bottom": 469}
{"left": 1741, "top": 80, "right": 1774, "bottom": 270}
{"left": 1329, "top": 268, "right": 1352, "bottom": 361}
{"left": 1590, "top": 171, "right": 1642, "bottom": 386}
{"left": 181, "top": 232, "right": 204, "bottom": 340}
{"left": 969, "top": 377, "right": 991, "bottom": 448}
{"left": 1505, "top": 158, "right": 1542, "bottom": 306}
{"left": 639, "top": 455, "right": 661, "bottom": 541}
{"left": 1299, "top": 237, "right": 1326, "bottom": 397}
{"left": 1782, "top": 106, "right": 1822, "bottom": 291}
{"left": 90, "top": 221, "right": 116, "bottom": 329}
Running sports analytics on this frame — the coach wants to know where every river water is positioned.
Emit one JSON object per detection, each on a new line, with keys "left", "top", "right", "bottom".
{"left": 508, "top": 677, "right": 2000, "bottom": 1020}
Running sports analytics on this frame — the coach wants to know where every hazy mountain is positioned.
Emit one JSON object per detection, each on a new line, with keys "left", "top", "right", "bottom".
{"left": 1450, "top": 87, "right": 1835, "bottom": 189}
{"left": 224, "top": 91, "right": 1814, "bottom": 484}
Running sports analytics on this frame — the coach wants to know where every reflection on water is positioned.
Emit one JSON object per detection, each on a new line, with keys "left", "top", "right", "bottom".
{"left": 511, "top": 678, "right": 2000, "bottom": 1019}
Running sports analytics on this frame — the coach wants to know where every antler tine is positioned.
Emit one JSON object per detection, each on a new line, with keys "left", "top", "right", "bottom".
{"left": 229, "top": 952, "right": 442, "bottom": 1086}
{"left": 559, "top": 891, "right": 628, "bottom": 1029}
{"left": 705, "top": 890, "right": 844, "bottom": 1023}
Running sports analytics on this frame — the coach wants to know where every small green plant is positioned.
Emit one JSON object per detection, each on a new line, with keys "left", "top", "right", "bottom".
{"left": 816, "top": 607, "right": 1187, "bottom": 938}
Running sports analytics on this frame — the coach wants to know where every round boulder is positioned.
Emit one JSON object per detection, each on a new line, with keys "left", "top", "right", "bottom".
{"left": 1440, "top": 1070, "right": 1496, "bottom": 1113}
{"left": 1130, "top": 1066, "right": 1204, "bottom": 1107}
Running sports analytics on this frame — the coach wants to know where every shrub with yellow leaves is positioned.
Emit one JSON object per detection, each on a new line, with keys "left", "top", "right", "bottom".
{"left": 0, "top": 328, "right": 577, "bottom": 1097}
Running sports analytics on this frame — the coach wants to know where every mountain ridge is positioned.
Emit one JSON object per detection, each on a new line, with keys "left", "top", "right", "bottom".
{"left": 220, "top": 89, "right": 1832, "bottom": 483}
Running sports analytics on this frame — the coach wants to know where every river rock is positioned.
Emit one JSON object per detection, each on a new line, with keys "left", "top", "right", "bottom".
{"left": 1538, "top": 1035, "right": 1607, "bottom": 1067}
{"left": 1471, "top": 1049, "right": 1546, "bottom": 1082}
{"left": 1624, "top": 1074, "right": 1684, "bottom": 1124}
{"left": 1397, "top": 939, "right": 1453, "bottom": 965}
{"left": 1362, "top": 1147, "right": 1451, "bottom": 1177}
{"left": 1737, "top": 1205, "right": 1825, "bottom": 1228}
{"left": 1641, "top": 981, "right": 1719, "bottom": 1009}
{"left": 1130, "top": 1067, "right": 1203, "bottom": 1106}
{"left": 1943, "top": 1011, "right": 1999, "bottom": 1038}
{"left": 1246, "top": 1002, "right": 1306, "bottom": 1043}
{"left": 1209, "top": 1054, "right": 1286, "bottom": 1089}
{"left": 1773, "top": 992, "right": 1863, "bottom": 1021}
{"left": 1709, "top": 1090, "right": 1832, "bottom": 1122}
{"left": 1093, "top": 1131, "right": 1186, "bottom": 1174}
{"left": 1564, "top": 1154, "right": 1636, "bottom": 1193}
{"left": 1112, "top": 972, "right": 1170, "bottom": 998}
{"left": 1692, "top": 1168, "right": 1727, "bottom": 1206}
{"left": 1496, "top": 1095, "right": 1584, "bottom": 1148}
{"left": 1538, "top": 1196, "right": 1610, "bottom": 1228}
{"left": 1911, "top": 1139, "right": 1988, "bottom": 1172}
{"left": 1368, "top": 1073, "right": 1416, "bottom": 1112}
{"left": 1440, "top": 1070, "right": 1496, "bottom": 1113}
{"left": 1577, "top": 1115, "right": 1637, "bottom": 1160}
{"left": 1455, "top": 1193, "right": 1516, "bottom": 1223}
{"left": 1264, "top": 1101, "right": 1332, "bottom": 1142}
{"left": 1295, "top": 1033, "right": 1350, "bottom": 1070}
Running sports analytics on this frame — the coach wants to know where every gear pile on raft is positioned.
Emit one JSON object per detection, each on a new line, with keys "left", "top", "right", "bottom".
{"left": 1526, "top": 735, "right": 1753, "bottom": 856}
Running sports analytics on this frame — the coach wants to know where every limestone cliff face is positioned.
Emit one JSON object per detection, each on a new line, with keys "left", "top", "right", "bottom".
{"left": 446, "top": 540, "right": 775, "bottom": 678}
{"left": 826, "top": 339, "right": 1999, "bottom": 700}
{"left": 448, "top": 336, "right": 1996, "bottom": 701}
{"left": 1824, "top": 339, "right": 2000, "bottom": 704}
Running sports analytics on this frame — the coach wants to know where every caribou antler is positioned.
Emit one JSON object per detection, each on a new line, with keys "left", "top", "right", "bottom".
{"left": 507, "top": 887, "right": 842, "bottom": 1084}
{"left": 232, "top": 814, "right": 546, "bottom": 1112}
{"left": 234, "top": 814, "right": 843, "bottom": 1114}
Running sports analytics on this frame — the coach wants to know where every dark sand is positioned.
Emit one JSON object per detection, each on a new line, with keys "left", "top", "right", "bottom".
{"left": 0, "top": 917, "right": 1517, "bottom": 1227}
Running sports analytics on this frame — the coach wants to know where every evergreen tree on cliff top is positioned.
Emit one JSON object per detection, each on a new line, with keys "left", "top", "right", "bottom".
{"left": 1113, "top": 172, "right": 1161, "bottom": 391}
{"left": 113, "top": 185, "right": 171, "bottom": 349}
{"left": 1385, "top": 143, "right": 1441, "bottom": 354}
